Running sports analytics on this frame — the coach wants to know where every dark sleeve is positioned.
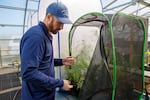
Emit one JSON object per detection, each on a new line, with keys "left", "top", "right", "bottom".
{"left": 54, "top": 58, "right": 63, "bottom": 66}
{"left": 20, "top": 34, "right": 63, "bottom": 90}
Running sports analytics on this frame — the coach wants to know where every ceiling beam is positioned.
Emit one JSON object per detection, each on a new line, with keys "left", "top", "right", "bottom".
{"left": 0, "top": 5, "right": 37, "bottom": 12}
{"left": 0, "top": 24, "right": 27, "bottom": 27}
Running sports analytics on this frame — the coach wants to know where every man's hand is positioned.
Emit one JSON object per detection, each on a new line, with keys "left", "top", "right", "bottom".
{"left": 62, "top": 80, "right": 73, "bottom": 91}
{"left": 62, "top": 56, "right": 76, "bottom": 66}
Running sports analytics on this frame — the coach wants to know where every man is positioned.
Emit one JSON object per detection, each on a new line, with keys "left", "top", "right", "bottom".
{"left": 20, "top": 2, "right": 75, "bottom": 100}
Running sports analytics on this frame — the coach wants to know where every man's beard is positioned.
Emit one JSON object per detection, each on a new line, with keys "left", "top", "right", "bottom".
{"left": 52, "top": 30, "right": 59, "bottom": 34}
{"left": 49, "top": 22, "right": 59, "bottom": 34}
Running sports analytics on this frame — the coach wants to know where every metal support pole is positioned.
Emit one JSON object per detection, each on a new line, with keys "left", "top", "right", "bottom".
{"left": 103, "top": 1, "right": 137, "bottom": 12}
{"left": 103, "top": 0, "right": 117, "bottom": 9}
{"left": 23, "top": 0, "right": 29, "bottom": 34}
{"left": 0, "top": 46, "right": 2, "bottom": 67}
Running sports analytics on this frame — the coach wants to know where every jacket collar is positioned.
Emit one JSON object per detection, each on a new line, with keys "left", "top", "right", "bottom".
{"left": 39, "top": 21, "right": 53, "bottom": 41}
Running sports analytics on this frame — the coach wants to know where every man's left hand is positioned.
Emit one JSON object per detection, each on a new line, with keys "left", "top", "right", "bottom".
{"left": 62, "top": 56, "right": 76, "bottom": 66}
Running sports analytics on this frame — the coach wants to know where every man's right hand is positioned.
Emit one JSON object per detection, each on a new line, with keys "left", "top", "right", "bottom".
{"left": 62, "top": 80, "right": 73, "bottom": 91}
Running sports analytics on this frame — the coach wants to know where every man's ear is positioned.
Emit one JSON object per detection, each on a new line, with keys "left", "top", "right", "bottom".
{"left": 47, "top": 13, "right": 53, "bottom": 22}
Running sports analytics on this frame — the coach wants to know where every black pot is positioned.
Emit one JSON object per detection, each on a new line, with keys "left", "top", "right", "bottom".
{"left": 70, "top": 83, "right": 80, "bottom": 96}
{"left": 58, "top": 82, "right": 80, "bottom": 97}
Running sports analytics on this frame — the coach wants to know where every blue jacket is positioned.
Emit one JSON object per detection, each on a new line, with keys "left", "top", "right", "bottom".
{"left": 20, "top": 22, "right": 64, "bottom": 100}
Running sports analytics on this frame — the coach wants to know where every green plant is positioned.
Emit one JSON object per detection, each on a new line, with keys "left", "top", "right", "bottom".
{"left": 65, "top": 45, "right": 91, "bottom": 90}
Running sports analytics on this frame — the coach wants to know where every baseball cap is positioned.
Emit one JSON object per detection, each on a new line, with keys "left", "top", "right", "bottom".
{"left": 46, "top": 2, "right": 72, "bottom": 24}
